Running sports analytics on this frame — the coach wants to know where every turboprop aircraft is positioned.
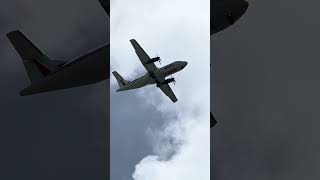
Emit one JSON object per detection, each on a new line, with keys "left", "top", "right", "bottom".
{"left": 113, "top": 39, "right": 187, "bottom": 103}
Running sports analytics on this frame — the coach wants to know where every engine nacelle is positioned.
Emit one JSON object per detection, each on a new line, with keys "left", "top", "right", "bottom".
{"left": 164, "top": 78, "right": 175, "bottom": 84}
{"left": 157, "top": 78, "right": 175, "bottom": 87}
{"left": 143, "top": 57, "right": 161, "bottom": 65}
{"left": 151, "top": 57, "right": 160, "bottom": 62}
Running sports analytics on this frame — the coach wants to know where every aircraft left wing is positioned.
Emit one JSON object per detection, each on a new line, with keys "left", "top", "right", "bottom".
{"left": 159, "top": 84, "right": 177, "bottom": 103}
{"left": 130, "top": 39, "right": 158, "bottom": 72}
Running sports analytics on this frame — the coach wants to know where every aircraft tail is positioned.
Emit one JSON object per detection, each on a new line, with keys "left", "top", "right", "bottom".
{"left": 7, "top": 30, "right": 64, "bottom": 82}
{"left": 112, "top": 71, "right": 129, "bottom": 89}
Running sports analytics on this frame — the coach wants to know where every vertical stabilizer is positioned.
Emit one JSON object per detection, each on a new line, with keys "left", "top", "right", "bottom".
{"left": 112, "top": 71, "right": 129, "bottom": 88}
{"left": 7, "top": 30, "right": 57, "bottom": 82}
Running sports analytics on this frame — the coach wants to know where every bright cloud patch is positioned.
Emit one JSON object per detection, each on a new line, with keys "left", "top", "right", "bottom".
{"left": 133, "top": 115, "right": 210, "bottom": 180}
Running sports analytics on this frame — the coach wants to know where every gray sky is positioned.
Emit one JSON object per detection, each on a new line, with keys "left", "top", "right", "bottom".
{"left": 212, "top": 0, "right": 320, "bottom": 179}
{"left": 0, "top": 0, "right": 108, "bottom": 179}
{"left": 110, "top": 86, "right": 164, "bottom": 180}
{"left": 110, "top": 0, "right": 210, "bottom": 179}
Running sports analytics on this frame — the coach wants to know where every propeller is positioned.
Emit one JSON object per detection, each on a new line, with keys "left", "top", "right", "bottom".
{"left": 155, "top": 53, "right": 161, "bottom": 64}
{"left": 171, "top": 75, "right": 176, "bottom": 85}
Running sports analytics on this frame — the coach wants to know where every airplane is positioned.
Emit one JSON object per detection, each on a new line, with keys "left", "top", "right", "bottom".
{"left": 7, "top": 30, "right": 109, "bottom": 96}
{"left": 101, "top": 0, "right": 247, "bottom": 124}
{"left": 211, "top": 0, "right": 249, "bottom": 35}
{"left": 113, "top": 39, "right": 187, "bottom": 103}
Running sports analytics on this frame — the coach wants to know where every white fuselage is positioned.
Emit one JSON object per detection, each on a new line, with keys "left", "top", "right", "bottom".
{"left": 117, "top": 61, "right": 187, "bottom": 91}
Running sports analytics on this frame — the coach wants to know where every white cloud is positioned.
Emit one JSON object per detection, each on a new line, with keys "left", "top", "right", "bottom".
{"left": 111, "top": 0, "right": 210, "bottom": 179}
{"left": 133, "top": 113, "right": 210, "bottom": 180}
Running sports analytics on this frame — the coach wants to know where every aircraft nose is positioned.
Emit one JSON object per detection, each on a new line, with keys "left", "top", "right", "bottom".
{"left": 183, "top": 61, "right": 188, "bottom": 68}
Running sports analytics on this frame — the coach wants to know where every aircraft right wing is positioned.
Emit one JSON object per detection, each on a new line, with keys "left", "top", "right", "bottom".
{"left": 130, "top": 39, "right": 158, "bottom": 72}
{"left": 159, "top": 83, "right": 178, "bottom": 103}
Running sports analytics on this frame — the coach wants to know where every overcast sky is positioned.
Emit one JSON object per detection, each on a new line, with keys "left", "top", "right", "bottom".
{"left": 212, "top": 0, "right": 320, "bottom": 179}
{"left": 110, "top": 0, "right": 210, "bottom": 179}
{"left": 0, "top": 0, "right": 108, "bottom": 179}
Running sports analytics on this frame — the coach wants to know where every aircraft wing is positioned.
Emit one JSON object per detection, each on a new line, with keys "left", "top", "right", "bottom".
{"left": 159, "top": 84, "right": 178, "bottom": 103}
{"left": 130, "top": 39, "right": 158, "bottom": 72}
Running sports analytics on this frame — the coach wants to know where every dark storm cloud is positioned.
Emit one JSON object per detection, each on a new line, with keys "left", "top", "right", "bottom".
{"left": 0, "top": 0, "right": 108, "bottom": 179}
{"left": 212, "top": 0, "right": 320, "bottom": 179}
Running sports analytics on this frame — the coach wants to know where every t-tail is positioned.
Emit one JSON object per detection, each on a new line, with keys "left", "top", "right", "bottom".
{"left": 112, "top": 71, "right": 129, "bottom": 91}
{"left": 6, "top": 30, "right": 65, "bottom": 83}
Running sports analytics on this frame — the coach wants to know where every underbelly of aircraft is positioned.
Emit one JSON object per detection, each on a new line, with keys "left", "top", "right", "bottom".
{"left": 20, "top": 48, "right": 109, "bottom": 96}
{"left": 118, "top": 75, "right": 154, "bottom": 91}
